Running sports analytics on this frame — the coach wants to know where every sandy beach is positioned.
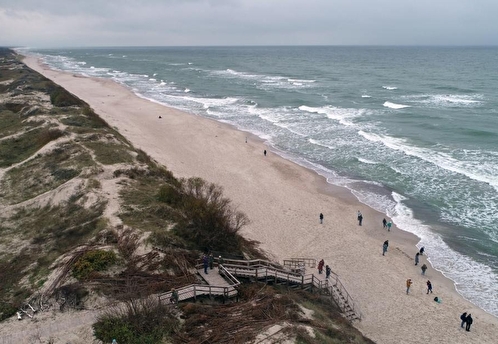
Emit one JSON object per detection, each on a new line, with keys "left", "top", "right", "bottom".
{"left": 22, "top": 55, "right": 498, "bottom": 343}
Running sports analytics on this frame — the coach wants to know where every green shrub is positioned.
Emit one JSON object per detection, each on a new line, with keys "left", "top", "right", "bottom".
{"left": 0, "top": 302, "right": 17, "bottom": 321}
{"left": 93, "top": 298, "right": 178, "bottom": 344}
{"left": 72, "top": 250, "right": 117, "bottom": 280}
{"left": 50, "top": 87, "right": 84, "bottom": 107}
{"left": 157, "top": 185, "right": 182, "bottom": 205}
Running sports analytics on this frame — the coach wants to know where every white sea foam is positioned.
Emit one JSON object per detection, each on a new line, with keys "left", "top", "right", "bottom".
{"left": 361, "top": 95, "right": 371, "bottom": 98}
{"left": 383, "top": 86, "right": 398, "bottom": 90}
{"left": 309, "top": 138, "right": 335, "bottom": 150}
{"left": 211, "top": 69, "right": 315, "bottom": 90}
{"left": 299, "top": 105, "right": 366, "bottom": 126}
{"left": 184, "top": 88, "right": 190, "bottom": 93}
{"left": 288, "top": 78, "right": 316, "bottom": 83}
{"left": 357, "top": 157, "right": 378, "bottom": 164}
{"left": 358, "top": 131, "right": 498, "bottom": 190}
{"left": 149, "top": 78, "right": 156, "bottom": 81}
{"left": 388, "top": 192, "right": 498, "bottom": 316}
{"left": 383, "top": 101, "right": 410, "bottom": 109}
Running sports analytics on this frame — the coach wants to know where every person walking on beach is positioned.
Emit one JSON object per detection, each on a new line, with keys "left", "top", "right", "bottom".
{"left": 319, "top": 213, "right": 324, "bottom": 224}
{"left": 415, "top": 252, "right": 420, "bottom": 266}
{"left": 318, "top": 259, "right": 324, "bottom": 274}
{"left": 426, "top": 280, "right": 433, "bottom": 294}
{"left": 419, "top": 246, "right": 425, "bottom": 255}
{"left": 421, "top": 263, "right": 428, "bottom": 275}
{"left": 460, "top": 312, "right": 468, "bottom": 328}
{"left": 264, "top": 149, "right": 267, "bottom": 156}
{"left": 382, "top": 240, "right": 389, "bottom": 256}
{"left": 406, "top": 278, "right": 413, "bottom": 294}
{"left": 325, "top": 265, "right": 331, "bottom": 279}
{"left": 382, "top": 218, "right": 387, "bottom": 229}
{"left": 357, "top": 211, "right": 363, "bottom": 226}
{"left": 387, "top": 221, "right": 392, "bottom": 231}
{"left": 465, "top": 314, "right": 473, "bottom": 331}
{"left": 202, "top": 254, "right": 209, "bottom": 274}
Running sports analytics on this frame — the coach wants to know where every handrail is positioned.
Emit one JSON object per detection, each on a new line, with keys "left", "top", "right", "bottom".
{"left": 169, "top": 255, "right": 361, "bottom": 321}
{"left": 283, "top": 258, "right": 317, "bottom": 268}
{"left": 220, "top": 260, "right": 361, "bottom": 321}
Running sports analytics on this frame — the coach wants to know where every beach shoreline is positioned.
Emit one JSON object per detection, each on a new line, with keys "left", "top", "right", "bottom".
{"left": 22, "top": 54, "right": 498, "bottom": 343}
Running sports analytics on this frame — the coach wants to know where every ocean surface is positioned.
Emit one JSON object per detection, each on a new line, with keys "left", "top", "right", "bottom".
{"left": 23, "top": 46, "right": 498, "bottom": 317}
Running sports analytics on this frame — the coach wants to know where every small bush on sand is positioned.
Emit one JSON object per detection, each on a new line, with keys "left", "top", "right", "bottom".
{"left": 72, "top": 250, "right": 117, "bottom": 280}
{"left": 93, "top": 297, "right": 178, "bottom": 344}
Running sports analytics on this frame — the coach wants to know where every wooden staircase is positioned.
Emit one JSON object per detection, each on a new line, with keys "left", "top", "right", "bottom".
{"left": 157, "top": 256, "right": 362, "bottom": 322}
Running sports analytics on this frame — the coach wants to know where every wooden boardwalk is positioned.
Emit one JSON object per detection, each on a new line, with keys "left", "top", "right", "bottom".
{"left": 157, "top": 257, "right": 362, "bottom": 322}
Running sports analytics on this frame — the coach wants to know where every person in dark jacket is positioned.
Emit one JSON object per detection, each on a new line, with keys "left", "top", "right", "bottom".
{"left": 325, "top": 265, "right": 331, "bottom": 279}
{"left": 203, "top": 254, "right": 209, "bottom": 274}
{"left": 357, "top": 211, "right": 363, "bottom": 226}
{"left": 460, "top": 312, "right": 467, "bottom": 328}
{"left": 318, "top": 259, "right": 324, "bottom": 274}
{"left": 382, "top": 218, "right": 387, "bottom": 228}
{"left": 383, "top": 240, "right": 389, "bottom": 256}
{"left": 320, "top": 213, "right": 324, "bottom": 224}
{"left": 465, "top": 314, "right": 473, "bottom": 331}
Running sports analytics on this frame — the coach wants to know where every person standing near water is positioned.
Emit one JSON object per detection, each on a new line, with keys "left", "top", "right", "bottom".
{"left": 382, "top": 240, "right": 389, "bottom": 256}
{"left": 465, "top": 314, "right": 473, "bottom": 331}
{"left": 426, "top": 280, "right": 433, "bottom": 294}
{"left": 415, "top": 252, "right": 420, "bottom": 266}
{"left": 382, "top": 218, "right": 387, "bottom": 228}
{"left": 460, "top": 312, "right": 468, "bottom": 328}
{"left": 319, "top": 213, "right": 324, "bottom": 224}
{"left": 406, "top": 278, "right": 413, "bottom": 294}
{"left": 421, "top": 263, "right": 428, "bottom": 275}
{"left": 387, "top": 221, "right": 392, "bottom": 231}
{"left": 357, "top": 211, "right": 363, "bottom": 226}
{"left": 264, "top": 149, "right": 267, "bottom": 156}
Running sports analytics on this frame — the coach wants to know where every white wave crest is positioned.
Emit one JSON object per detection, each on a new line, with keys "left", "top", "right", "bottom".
{"left": 299, "top": 105, "right": 367, "bottom": 126}
{"left": 361, "top": 95, "right": 371, "bottom": 98}
{"left": 383, "top": 86, "right": 398, "bottom": 90}
{"left": 357, "top": 157, "right": 378, "bottom": 164}
{"left": 383, "top": 101, "right": 410, "bottom": 109}
{"left": 389, "top": 192, "right": 498, "bottom": 316}
{"left": 309, "top": 138, "right": 335, "bottom": 150}
{"left": 358, "top": 131, "right": 498, "bottom": 190}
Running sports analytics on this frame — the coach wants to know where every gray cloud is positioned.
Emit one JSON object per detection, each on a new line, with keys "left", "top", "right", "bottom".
{"left": 0, "top": 0, "right": 497, "bottom": 47}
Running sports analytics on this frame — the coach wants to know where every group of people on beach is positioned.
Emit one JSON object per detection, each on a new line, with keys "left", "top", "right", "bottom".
{"left": 460, "top": 312, "right": 474, "bottom": 331}
{"left": 317, "top": 259, "right": 331, "bottom": 279}
{"left": 382, "top": 218, "right": 392, "bottom": 231}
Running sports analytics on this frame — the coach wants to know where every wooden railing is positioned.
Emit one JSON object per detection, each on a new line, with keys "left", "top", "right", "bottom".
{"left": 283, "top": 257, "right": 317, "bottom": 269}
{"left": 219, "top": 258, "right": 362, "bottom": 321}
{"left": 158, "top": 254, "right": 362, "bottom": 321}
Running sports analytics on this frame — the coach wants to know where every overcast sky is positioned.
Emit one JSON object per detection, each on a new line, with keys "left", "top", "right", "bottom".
{"left": 1, "top": 0, "right": 497, "bottom": 48}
